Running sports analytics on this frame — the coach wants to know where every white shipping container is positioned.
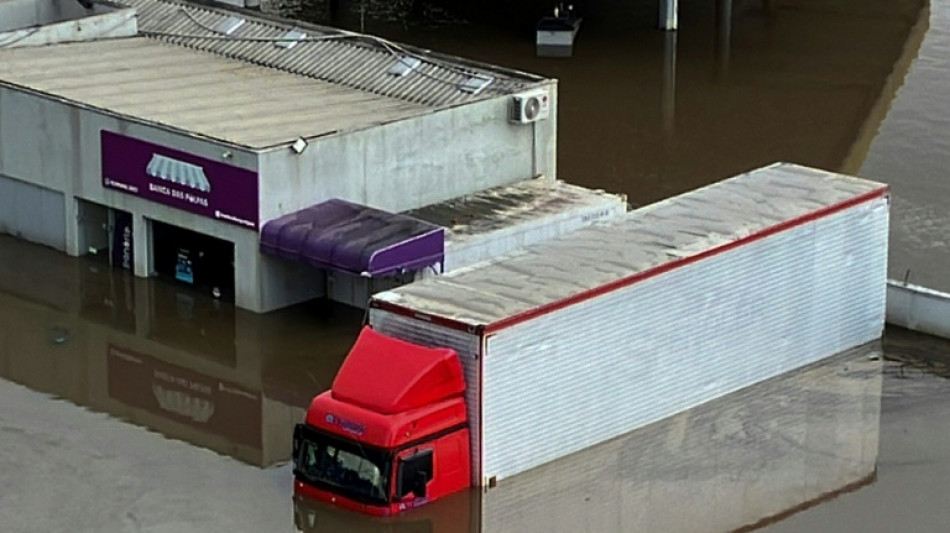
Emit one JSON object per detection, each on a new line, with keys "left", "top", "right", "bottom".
{"left": 370, "top": 162, "right": 890, "bottom": 487}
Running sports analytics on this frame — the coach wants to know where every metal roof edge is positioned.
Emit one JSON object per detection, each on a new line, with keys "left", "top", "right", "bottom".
{"left": 0, "top": 74, "right": 260, "bottom": 152}
{"left": 255, "top": 90, "right": 515, "bottom": 152}
{"left": 95, "top": 0, "right": 138, "bottom": 8}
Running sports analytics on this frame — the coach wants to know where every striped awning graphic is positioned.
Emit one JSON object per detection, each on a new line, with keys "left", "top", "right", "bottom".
{"left": 146, "top": 154, "right": 211, "bottom": 192}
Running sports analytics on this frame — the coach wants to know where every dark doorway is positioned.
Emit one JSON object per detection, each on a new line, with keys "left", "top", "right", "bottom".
{"left": 151, "top": 221, "right": 235, "bottom": 302}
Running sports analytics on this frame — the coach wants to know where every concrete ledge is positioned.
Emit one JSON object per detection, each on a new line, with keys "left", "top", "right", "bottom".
{"left": 886, "top": 279, "right": 950, "bottom": 339}
{"left": 409, "top": 179, "right": 628, "bottom": 278}
{"left": 0, "top": 1, "right": 137, "bottom": 49}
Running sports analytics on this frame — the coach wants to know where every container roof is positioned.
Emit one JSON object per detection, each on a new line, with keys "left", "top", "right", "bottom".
{"left": 0, "top": 0, "right": 547, "bottom": 149}
{"left": 373, "top": 163, "right": 889, "bottom": 330}
{"left": 331, "top": 327, "right": 465, "bottom": 415}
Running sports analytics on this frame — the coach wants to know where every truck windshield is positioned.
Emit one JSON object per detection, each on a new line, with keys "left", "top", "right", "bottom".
{"left": 295, "top": 427, "right": 391, "bottom": 505}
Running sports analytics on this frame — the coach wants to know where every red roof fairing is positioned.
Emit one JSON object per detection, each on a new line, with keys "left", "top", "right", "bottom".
{"left": 332, "top": 327, "right": 464, "bottom": 414}
{"left": 306, "top": 327, "right": 468, "bottom": 449}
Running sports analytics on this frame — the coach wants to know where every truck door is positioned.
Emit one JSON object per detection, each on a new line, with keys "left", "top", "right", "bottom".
{"left": 393, "top": 448, "right": 434, "bottom": 510}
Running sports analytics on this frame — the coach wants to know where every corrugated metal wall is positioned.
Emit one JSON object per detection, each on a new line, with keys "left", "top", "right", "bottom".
{"left": 368, "top": 309, "right": 483, "bottom": 485}
{"left": 479, "top": 346, "right": 882, "bottom": 531}
{"left": 480, "top": 197, "right": 888, "bottom": 484}
{"left": 0, "top": 175, "right": 66, "bottom": 251}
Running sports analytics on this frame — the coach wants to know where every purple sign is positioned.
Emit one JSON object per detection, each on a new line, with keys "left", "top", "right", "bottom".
{"left": 101, "top": 130, "right": 259, "bottom": 230}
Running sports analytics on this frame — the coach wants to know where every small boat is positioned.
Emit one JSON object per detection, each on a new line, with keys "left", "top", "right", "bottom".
{"left": 536, "top": 4, "right": 582, "bottom": 58}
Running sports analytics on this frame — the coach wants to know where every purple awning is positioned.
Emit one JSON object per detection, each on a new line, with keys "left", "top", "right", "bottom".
{"left": 259, "top": 199, "right": 444, "bottom": 277}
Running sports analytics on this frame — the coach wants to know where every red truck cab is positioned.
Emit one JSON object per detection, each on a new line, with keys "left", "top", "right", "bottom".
{"left": 293, "top": 326, "right": 471, "bottom": 516}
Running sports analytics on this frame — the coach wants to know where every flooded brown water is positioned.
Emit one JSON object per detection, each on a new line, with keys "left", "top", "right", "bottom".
{"left": 4, "top": 0, "right": 950, "bottom": 530}
{"left": 859, "top": 3, "right": 950, "bottom": 293}
{"left": 275, "top": 0, "right": 925, "bottom": 205}
{"left": 0, "top": 238, "right": 947, "bottom": 532}
{"left": 0, "top": 234, "right": 362, "bottom": 468}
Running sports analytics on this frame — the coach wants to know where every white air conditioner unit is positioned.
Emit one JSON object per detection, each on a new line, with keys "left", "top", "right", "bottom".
{"left": 509, "top": 89, "right": 551, "bottom": 124}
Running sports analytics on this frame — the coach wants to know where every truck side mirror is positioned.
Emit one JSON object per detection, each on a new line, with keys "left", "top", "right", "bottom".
{"left": 397, "top": 449, "right": 433, "bottom": 499}
{"left": 292, "top": 424, "right": 303, "bottom": 469}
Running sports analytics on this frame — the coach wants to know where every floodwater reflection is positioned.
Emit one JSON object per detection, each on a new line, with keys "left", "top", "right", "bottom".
{"left": 0, "top": 234, "right": 885, "bottom": 531}
{"left": 0, "top": 234, "right": 362, "bottom": 467}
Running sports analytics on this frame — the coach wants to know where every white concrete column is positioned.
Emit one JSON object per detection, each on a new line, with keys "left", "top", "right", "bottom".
{"left": 132, "top": 213, "right": 150, "bottom": 278}
{"left": 235, "top": 236, "right": 263, "bottom": 313}
{"left": 64, "top": 195, "right": 81, "bottom": 256}
{"left": 532, "top": 83, "right": 558, "bottom": 181}
{"left": 659, "top": 0, "right": 678, "bottom": 31}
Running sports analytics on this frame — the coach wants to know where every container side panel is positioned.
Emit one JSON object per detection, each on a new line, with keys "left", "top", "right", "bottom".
{"left": 368, "top": 308, "right": 483, "bottom": 485}
{"left": 479, "top": 346, "right": 882, "bottom": 532}
{"left": 481, "top": 197, "right": 888, "bottom": 482}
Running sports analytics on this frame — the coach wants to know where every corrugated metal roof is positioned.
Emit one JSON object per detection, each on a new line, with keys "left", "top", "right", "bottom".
{"left": 0, "top": 37, "right": 428, "bottom": 148}
{"left": 0, "top": 0, "right": 548, "bottom": 147}
{"left": 373, "top": 163, "right": 889, "bottom": 327}
{"left": 118, "top": 0, "right": 541, "bottom": 107}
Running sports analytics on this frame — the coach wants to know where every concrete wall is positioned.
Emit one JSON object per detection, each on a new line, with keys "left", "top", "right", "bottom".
{"left": 432, "top": 195, "right": 627, "bottom": 277}
{"left": 257, "top": 255, "right": 325, "bottom": 313}
{"left": 257, "top": 82, "right": 559, "bottom": 221}
{"left": 0, "top": 86, "right": 279, "bottom": 312}
{"left": 0, "top": 174, "right": 66, "bottom": 250}
{"left": 0, "top": 0, "right": 131, "bottom": 31}
{"left": 0, "top": 7, "right": 137, "bottom": 48}
{"left": 1, "top": 0, "right": 88, "bottom": 30}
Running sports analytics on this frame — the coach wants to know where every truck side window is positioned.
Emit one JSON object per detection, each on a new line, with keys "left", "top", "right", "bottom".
{"left": 292, "top": 424, "right": 303, "bottom": 468}
{"left": 397, "top": 450, "right": 434, "bottom": 499}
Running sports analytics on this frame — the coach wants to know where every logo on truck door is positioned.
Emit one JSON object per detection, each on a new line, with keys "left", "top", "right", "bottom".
{"left": 325, "top": 414, "right": 367, "bottom": 436}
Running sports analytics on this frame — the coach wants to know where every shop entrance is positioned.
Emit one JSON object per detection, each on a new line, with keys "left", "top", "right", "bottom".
{"left": 77, "top": 200, "right": 109, "bottom": 259}
{"left": 77, "top": 200, "right": 134, "bottom": 270}
{"left": 151, "top": 221, "right": 234, "bottom": 301}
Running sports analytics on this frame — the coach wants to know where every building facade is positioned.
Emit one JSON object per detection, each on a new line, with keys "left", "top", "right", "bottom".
{"left": 0, "top": 0, "right": 558, "bottom": 312}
